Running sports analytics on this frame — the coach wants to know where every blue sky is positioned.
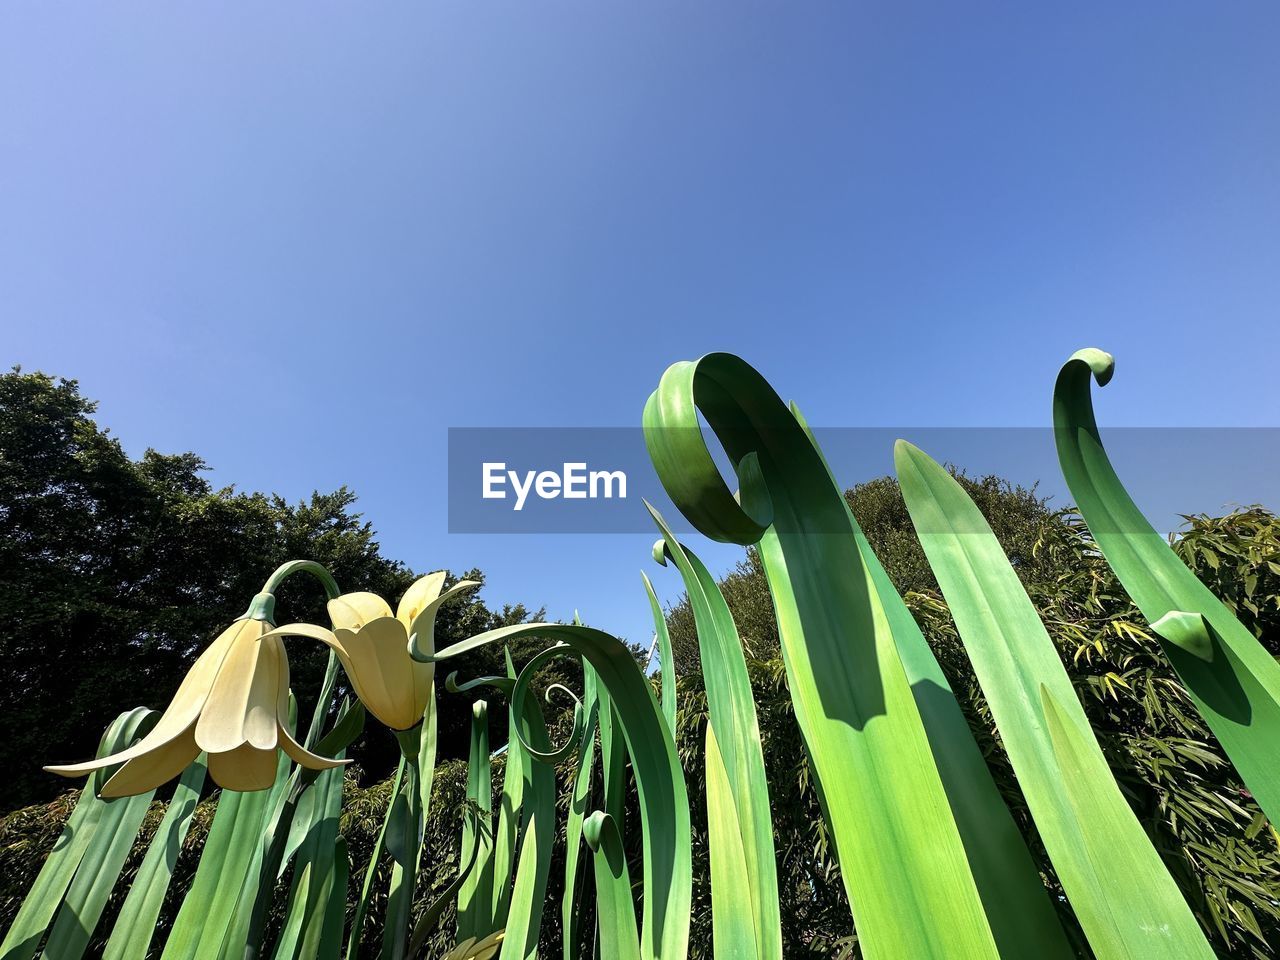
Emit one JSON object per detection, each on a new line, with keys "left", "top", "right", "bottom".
{"left": 3, "top": 3, "right": 1278, "bottom": 648}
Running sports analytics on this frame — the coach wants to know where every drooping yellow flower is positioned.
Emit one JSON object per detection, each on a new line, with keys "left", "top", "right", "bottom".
{"left": 45, "top": 618, "right": 346, "bottom": 797}
{"left": 263, "top": 572, "right": 478, "bottom": 731}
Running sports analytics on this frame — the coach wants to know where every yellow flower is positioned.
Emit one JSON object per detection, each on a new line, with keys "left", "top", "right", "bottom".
{"left": 443, "top": 930, "right": 504, "bottom": 960}
{"left": 264, "top": 572, "right": 478, "bottom": 731}
{"left": 45, "top": 618, "right": 346, "bottom": 797}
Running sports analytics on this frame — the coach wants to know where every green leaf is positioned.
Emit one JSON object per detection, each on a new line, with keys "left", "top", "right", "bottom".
{"left": 561, "top": 669, "right": 600, "bottom": 960}
{"left": 381, "top": 737, "right": 424, "bottom": 960}
{"left": 346, "top": 758, "right": 405, "bottom": 960}
{"left": 704, "top": 724, "right": 756, "bottom": 960}
{"left": 787, "top": 402, "right": 1074, "bottom": 960}
{"left": 648, "top": 506, "right": 781, "bottom": 960}
{"left": 500, "top": 644, "right": 573, "bottom": 960}
{"left": 317, "top": 838, "right": 349, "bottom": 960}
{"left": 895, "top": 439, "right": 1215, "bottom": 960}
{"left": 271, "top": 743, "right": 347, "bottom": 960}
{"left": 583, "top": 812, "right": 641, "bottom": 960}
{"left": 103, "top": 755, "right": 208, "bottom": 960}
{"left": 162, "top": 707, "right": 296, "bottom": 960}
{"left": 490, "top": 652, "right": 523, "bottom": 928}
{"left": 1, "top": 707, "right": 157, "bottom": 960}
{"left": 457, "top": 700, "right": 495, "bottom": 942}
{"left": 1055, "top": 348, "right": 1280, "bottom": 824}
{"left": 408, "top": 805, "right": 490, "bottom": 957}
{"left": 429, "top": 622, "right": 690, "bottom": 960}
{"left": 641, "top": 571, "right": 677, "bottom": 732}
{"left": 643, "top": 353, "right": 998, "bottom": 959}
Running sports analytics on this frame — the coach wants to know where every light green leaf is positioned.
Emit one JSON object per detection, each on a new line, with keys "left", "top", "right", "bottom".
{"left": 1055, "top": 348, "right": 1280, "bottom": 823}
{"left": 1, "top": 708, "right": 157, "bottom": 960}
{"left": 457, "top": 700, "right": 495, "bottom": 942}
{"left": 583, "top": 812, "right": 641, "bottom": 960}
{"left": 643, "top": 353, "right": 999, "bottom": 960}
{"left": 895, "top": 439, "right": 1215, "bottom": 960}
{"left": 103, "top": 755, "right": 208, "bottom": 960}
{"left": 428, "top": 622, "right": 690, "bottom": 960}
{"left": 649, "top": 506, "right": 781, "bottom": 960}
{"left": 641, "top": 571, "right": 677, "bottom": 732}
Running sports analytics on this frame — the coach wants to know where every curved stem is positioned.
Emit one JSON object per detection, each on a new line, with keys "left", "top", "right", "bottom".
{"left": 240, "top": 560, "right": 342, "bottom": 623}
{"left": 261, "top": 559, "right": 342, "bottom": 600}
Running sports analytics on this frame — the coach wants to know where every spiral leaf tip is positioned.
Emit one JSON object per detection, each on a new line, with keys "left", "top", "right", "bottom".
{"left": 1067, "top": 348, "right": 1115, "bottom": 387}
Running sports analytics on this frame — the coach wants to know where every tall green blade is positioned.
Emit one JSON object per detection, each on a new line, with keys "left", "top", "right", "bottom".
{"left": 1, "top": 708, "right": 156, "bottom": 960}
{"left": 561, "top": 669, "right": 599, "bottom": 960}
{"left": 499, "top": 655, "right": 557, "bottom": 960}
{"left": 489, "top": 652, "right": 523, "bottom": 928}
{"left": 644, "top": 353, "right": 998, "bottom": 960}
{"left": 418, "top": 685, "right": 440, "bottom": 850}
{"left": 443, "top": 649, "right": 569, "bottom": 957}
{"left": 223, "top": 735, "right": 297, "bottom": 960}
{"left": 791, "top": 403, "right": 1074, "bottom": 959}
{"left": 408, "top": 805, "right": 489, "bottom": 957}
{"left": 103, "top": 756, "right": 208, "bottom": 960}
{"left": 162, "top": 720, "right": 295, "bottom": 960}
{"left": 703, "top": 725, "right": 755, "bottom": 960}
{"left": 425, "top": 622, "right": 690, "bottom": 960}
{"left": 649, "top": 506, "right": 781, "bottom": 960}
{"left": 583, "top": 812, "right": 641, "bottom": 960}
{"left": 346, "top": 757, "right": 404, "bottom": 960}
{"left": 271, "top": 742, "right": 347, "bottom": 960}
{"left": 895, "top": 439, "right": 1216, "bottom": 959}
{"left": 317, "top": 837, "right": 349, "bottom": 960}
{"left": 457, "top": 700, "right": 495, "bottom": 942}
{"left": 640, "top": 572, "right": 677, "bottom": 732}
{"left": 1055, "top": 347, "right": 1280, "bottom": 824}
{"left": 42, "top": 780, "right": 156, "bottom": 958}
{"left": 591, "top": 665, "right": 637, "bottom": 957}
{"left": 381, "top": 734, "right": 424, "bottom": 960}
{"left": 246, "top": 684, "right": 361, "bottom": 960}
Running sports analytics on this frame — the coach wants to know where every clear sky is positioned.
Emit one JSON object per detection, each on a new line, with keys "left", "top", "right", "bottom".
{"left": 3, "top": 3, "right": 1278, "bottom": 648}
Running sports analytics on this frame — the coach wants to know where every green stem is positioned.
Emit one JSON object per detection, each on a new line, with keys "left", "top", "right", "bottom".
{"left": 305, "top": 651, "right": 341, "bottom": 751}
{"left": 348, "top": 757, "right": 407, "bottom": 960}
{"left": 382, "top": 729, "right": 425, "bottom": 960}
{"left": 261, "top": 559, "right": 342, "bottom": 599}
{"left": 240, "top": 560, "right": 343, "bottom": 623}
{"left": 240, "top": 562, "right": 343, "bottom": 958}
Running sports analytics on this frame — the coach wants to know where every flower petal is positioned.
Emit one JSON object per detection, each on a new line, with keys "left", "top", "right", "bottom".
{"left": 279, "top": 723, "right": 350, "bottom": 772}
{"left": 99, "top": 728, "right": 201, "bottom": 798}
{"left": 328, "top": 592, "right": 393, "bottom": 631}
{"left": 207, "top": 742, "right": 280, "bottom": 792}
{"left": 396, "top": 572, "right": 447, "bottom": 625}
{"left": 263, "top": 623, "right": 361, "bottom": 710}
{"left": 44, "top": 619, "right": 245, "bottom": 777}
{"left": 195, "top": 619, "right": 279, "bottom": 753}
{"left": 402, "top": 578, "right": 481, "bottom": 660}
{"left": 345, "top": 618, "right": 421, "bottom": 729}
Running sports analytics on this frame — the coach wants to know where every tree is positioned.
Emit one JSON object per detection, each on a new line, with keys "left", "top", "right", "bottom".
{"left": 0, "top": 369, "right": 547, "bottom": 807}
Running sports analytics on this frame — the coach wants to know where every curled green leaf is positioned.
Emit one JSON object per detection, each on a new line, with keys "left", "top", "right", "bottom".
{"left": 1055, "top": 347, "right": 1280, "bottom": 823}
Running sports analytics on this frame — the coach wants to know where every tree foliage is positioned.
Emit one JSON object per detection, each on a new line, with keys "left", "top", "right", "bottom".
{"left": 0, "top": 369, "right": 546, "bottom": 808}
